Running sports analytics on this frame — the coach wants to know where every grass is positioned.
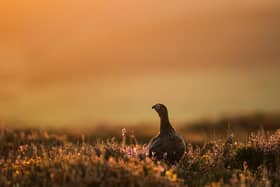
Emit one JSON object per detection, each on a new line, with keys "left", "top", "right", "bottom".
{"left": 0, "top": 125, "right": 280, "bottom": 187}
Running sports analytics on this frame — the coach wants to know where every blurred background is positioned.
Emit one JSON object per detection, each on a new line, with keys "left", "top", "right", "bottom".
{"left": 0, "top": 1, "right": 280, "bottom": 133}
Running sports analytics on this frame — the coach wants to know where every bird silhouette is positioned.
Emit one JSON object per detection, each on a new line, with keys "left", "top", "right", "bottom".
{"left": 148, "top": 103, "right": 186, "bottom": 164}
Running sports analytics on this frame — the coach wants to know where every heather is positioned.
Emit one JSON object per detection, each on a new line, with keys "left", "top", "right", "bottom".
{"left": 1, "top": 126, "right": 280, "bottom": 187}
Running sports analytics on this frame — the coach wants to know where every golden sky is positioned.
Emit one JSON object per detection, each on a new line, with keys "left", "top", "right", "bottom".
{"left": 0, "top": 1, "right": 280, "bottom": 126}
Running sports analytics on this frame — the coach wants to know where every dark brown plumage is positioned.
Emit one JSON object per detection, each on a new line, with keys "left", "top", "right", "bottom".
{"left": 148, "top": 103, "right": 186, "bottom": 164}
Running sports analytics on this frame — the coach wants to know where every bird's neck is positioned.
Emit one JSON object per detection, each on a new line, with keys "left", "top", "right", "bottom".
{"left": 160, "top": 114, "right": 174, "bottom": 135}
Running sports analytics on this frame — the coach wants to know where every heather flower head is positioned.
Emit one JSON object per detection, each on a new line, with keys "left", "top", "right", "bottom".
{"left": 122, "top": 128, "right": 127, "bottom": 137}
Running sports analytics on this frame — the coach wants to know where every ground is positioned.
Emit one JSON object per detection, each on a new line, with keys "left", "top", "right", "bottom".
{"left": 1, "top": 123, "right": 280, "bottom": 187}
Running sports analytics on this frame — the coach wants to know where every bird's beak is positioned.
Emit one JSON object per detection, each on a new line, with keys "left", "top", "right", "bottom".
{"left": 152, "top": 105, "right": 156, "bottom": 110}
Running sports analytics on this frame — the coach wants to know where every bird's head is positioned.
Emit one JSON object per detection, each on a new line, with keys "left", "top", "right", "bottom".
{"left": 152, "top": 103, "right": 168, "bottom": 118}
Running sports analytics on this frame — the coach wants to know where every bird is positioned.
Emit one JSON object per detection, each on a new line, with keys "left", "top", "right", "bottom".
{"left": 148, "top": 103, "right": 186, "bottom": 164}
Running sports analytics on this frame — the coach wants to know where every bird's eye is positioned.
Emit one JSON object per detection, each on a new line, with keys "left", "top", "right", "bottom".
{"left": 155, "top": 105, "right": 161, "bottom": 110}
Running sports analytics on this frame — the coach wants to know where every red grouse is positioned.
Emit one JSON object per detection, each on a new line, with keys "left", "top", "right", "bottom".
{"left": 148, "top": 103, "right": 186, "bottom": 164}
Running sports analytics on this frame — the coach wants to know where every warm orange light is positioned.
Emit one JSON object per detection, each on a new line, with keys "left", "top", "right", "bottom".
{"left": 0, "top": 1, "right": 280, "bottom": 126}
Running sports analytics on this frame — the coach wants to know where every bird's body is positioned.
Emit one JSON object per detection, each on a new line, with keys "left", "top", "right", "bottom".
{"left": 148, "top": 132, "right": 186, "bottom": 163}
{"left": 148, "top": 104, "right": 186, "bottom": 164}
